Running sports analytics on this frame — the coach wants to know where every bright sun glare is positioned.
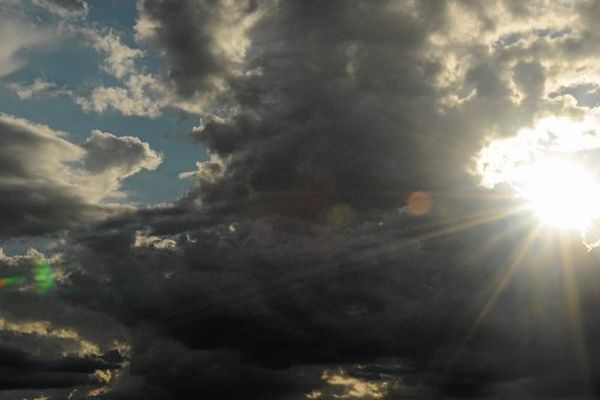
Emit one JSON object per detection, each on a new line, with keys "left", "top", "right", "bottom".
{"left": 519, "top": 159, "right": 597, "bottom": 230}
{"left": 475, "top": 117, "right": 600, "bottom": 239}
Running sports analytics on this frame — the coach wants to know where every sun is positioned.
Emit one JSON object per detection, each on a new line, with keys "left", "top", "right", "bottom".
{"left": 518, "top": 158, "right": 598, "bottom": 230}
{"left": 474, "top": 116, "right": 600, "bottom": 247}
{"left": 474, "top": 117, "right": 600, "bottom": 235}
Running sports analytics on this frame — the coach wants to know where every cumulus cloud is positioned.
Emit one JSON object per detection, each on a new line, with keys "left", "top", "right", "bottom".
{"left": 134, "top": 0, "right": 263, "bottom": 109}
{"left": 73, "top": 27, "right": 167, "bottom": 117}
{"left": 73, "top": 1, "right": 263, "bottom": 117}
{"left": 78, "top": 28, "right": 143, "bottom": 80}
{"left": 11, "top": 0, "right": 600, "bottom": 399}
{"left": 42, "top": 1, "right": 567, "bottom": 398}
{"left": 0, "top": 113, "right": 162, "bottom": 238}
{"left": 76, "top": 74, "right": 165, "bottom": 117}
{"left": 81, "top": 130, "right": 162, "bottom": 179}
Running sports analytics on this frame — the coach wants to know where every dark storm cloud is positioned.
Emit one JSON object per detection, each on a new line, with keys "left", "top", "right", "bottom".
{"left": 61, "top": 212, "right": 458, "bottom": 398}
{"left": 0, "top": 344, "right": 117, "bottom": 390}
{"left": 9, "top": 0, "right": 600, "bottom": 399}
{"left": 0, "top": 250, "right": 126, "bottom": 397}
{"left": 136, "top": 0, "right": 261, "bottom": 100}
{"left": 188, "top": 0, "right": 452, "bottom": 214}
{"left": 55, "top": 1, "right": 600, "bottom": 398}
{"left": 68, "top": 198, "right": 600, "bottom": 399}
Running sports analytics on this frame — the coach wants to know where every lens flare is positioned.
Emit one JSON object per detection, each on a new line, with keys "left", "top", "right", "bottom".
{"left": 33, "top": 261, "right": 55, "bottom": 293}
{"left": 0, "top": 259, "right": 56, "bottom": 293}
{"left": 0, "top": 275, "right": 26, "bottom": 287}
{"left": 406, "top": 191, "right": 433, "bottom": 216}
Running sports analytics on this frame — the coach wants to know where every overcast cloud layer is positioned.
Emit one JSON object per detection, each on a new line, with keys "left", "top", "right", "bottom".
{"left": 5, "top": 1, "right": 600, "bottom": 399}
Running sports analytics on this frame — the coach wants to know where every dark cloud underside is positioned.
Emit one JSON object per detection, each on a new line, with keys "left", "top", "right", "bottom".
{"left": 6, "top": 0, "right": 600, "bottom": 399}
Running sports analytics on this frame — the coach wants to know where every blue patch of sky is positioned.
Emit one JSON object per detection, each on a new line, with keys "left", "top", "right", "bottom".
{"left": 493, "top": 32, "right": 522, "bottom": 49}
{"left": 549, "top": 83, "right": 600, "bottom": 108}
{"left": 533, "top": 27, "right": 570, "bottom": 39}
{"left": 0, "top": 0, "right": 208, "bottom": 207}
{"left": 87, "top": 0, "right": 168, "bottom": 72}
{"left": 0, "top": 236, "right": 56, "bottom": 257}
{"left": 494, "top": 28, "right": 571, "bottom": 50}
{"left": 0, "top": 82, "right": 206, "bottom": 205}
{"left": 87, "top": 0, "right": 139, "bottom": 33}
{"left": 0, "top": 0, "right": 209, "bottom": 255}
{"left": 10, "top": 35, "right": 103, "bottom": 87}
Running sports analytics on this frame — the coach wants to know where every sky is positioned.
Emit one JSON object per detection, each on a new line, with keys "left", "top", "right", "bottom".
{"left": 5, "top": 0, "right": 600, "bottom": 399}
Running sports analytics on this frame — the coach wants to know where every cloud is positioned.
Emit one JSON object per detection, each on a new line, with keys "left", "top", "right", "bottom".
{"left": 76, "top": 74, "right": 165, "bottom": 117}
{"left": 78, "top": 28, "right": 144, "bottom": 80}
{"left": 0, "top": 20, "right": 53, "bottom": 78}
{"left": 12, "top": 0, "right": 600, "bottom": 399}
{"left": 31, "top": 0, "right": 89, "bottom": 19}
{"left": 0, "top": 344, "right": 116, "bottom": 390}
{"left": 7, "top": 78, "right": 68, "bottom": 100}
{"left": 44, "top": 1, "right": 567, "bottom": 398}
{"left": 135, "top": 0, "right": 263, "bottom": 106}
{"left": 58, "top": 200, "right": 532, "bottom": 399}
{"left": 73, "top": 1, "right": 262, "bottom": 117}
{"left": 0, "top": 113, "right": 161, "bottom": 238}
{"left": 72, "top": 27, "right": 167, "bottom": 117}
{"left": 81, "top": 130, "right": 162, "bottom": 179}
{"left": 132, "top": 231, "right": 176, "bottom": 250}
{"left": 0, "top": 248, "right": 127, "bottom": 396}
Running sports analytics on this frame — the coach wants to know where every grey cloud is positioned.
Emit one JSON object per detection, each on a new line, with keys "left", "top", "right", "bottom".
{"left": 135, "top": 0, "right": 262, "bottom": 105}
{"left": 188, "top": 0, "right": 451, "bottom": 214}
{"left": 81, "top": 130, "right": 162, "bottom": 178}
{"left": 0, "top": 250, "right": 126, "bottom": 397}
{"left": 0, "top": 114, "right": 160, "bottom": 238}
{"left": 0, "top": 114, "right": 103, "bottom": 238}
{"left": 56, "top": 1, "right": 592, "bottom": 398}
{"left": 11, "top": 0, "right": 600, "bottom": 399}
{"left": 64, "top": 197, "right": 600, "bottom": 399}
{"left": 0, "top": 344, "right": 117, "bottom": 390}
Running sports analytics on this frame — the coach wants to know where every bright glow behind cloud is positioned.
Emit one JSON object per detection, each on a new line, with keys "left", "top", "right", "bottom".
{"left": 520, "top": 158, "right": 599, "bottom": 230}
{"left": 475, "top": 116, "right": 600, "bottom": 248}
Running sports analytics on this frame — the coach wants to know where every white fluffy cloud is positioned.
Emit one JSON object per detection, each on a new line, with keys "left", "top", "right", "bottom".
{"left": 78, "top": 27, "right": 144, "bottom": 80}
{"left": 72, "top": 27, "right": 167, "bottom": 117}
{"left": 76, "top": 73, "right": 165, "bottom": 117}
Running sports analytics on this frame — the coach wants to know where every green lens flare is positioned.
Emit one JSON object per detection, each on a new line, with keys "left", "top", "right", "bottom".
{"left": 0, "top": 275, "right": 26, "bottom": 287}
{"left": 0, "top": 260, "right": 56, "bottom": 293}
{"left": 32, "top": 261, "right": 55, "bottom": 293}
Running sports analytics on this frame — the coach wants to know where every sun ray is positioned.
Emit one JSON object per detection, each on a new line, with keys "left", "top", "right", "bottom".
{"left": 455, "top": 225, "right": 541, "bottom": 357}
{"left": 474, "top": 116, "right": 600, "bottom": 247}
{"left": 155, "top": 201, "right": 525, "bottom": 325}
{"left": 559, "top": 233, "right": 591, "bottom": 386}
